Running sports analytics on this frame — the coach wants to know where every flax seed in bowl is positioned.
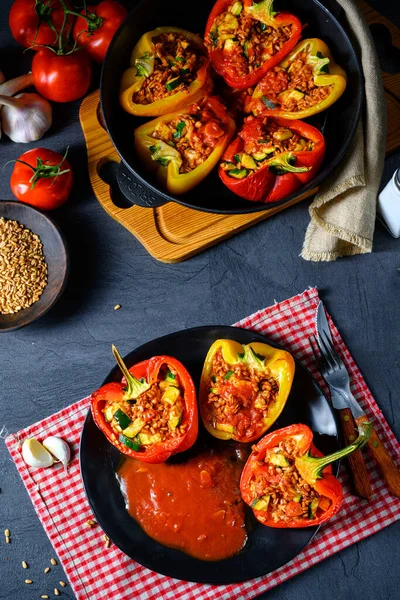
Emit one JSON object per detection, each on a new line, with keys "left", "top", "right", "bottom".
{"left": 0, "top": 201, "right": 68, "bottom": 333}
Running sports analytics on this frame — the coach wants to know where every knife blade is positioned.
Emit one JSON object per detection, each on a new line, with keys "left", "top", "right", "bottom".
{"left": 315, "top": 301, "right": 372, "bottom": 500}
{"left": 316, "top": 301, "right": 400, "bottom": 499}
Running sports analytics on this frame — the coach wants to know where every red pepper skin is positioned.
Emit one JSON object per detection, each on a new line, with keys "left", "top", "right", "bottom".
{"left": 205, "top": 0, "right": 302, "bottom": 89}
{"left": 219, "top": 116, "right": 325, "bottom": 202}
{"left": 240, "top": 424, "right": 342, "bottom": 528}
{"left": 91, "top": 356, "right": 198, "bottom": 463}
{"left": 73, "top": 1, "right": 128, "bottom": 64}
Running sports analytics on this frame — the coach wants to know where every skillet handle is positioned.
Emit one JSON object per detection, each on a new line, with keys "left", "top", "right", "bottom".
{"left": 117, "top": 163, "right": 169, "bottom": 208}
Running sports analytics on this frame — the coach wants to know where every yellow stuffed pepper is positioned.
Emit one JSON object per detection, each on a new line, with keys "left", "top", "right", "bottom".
{"left": 120, "top": 26, "right": 213, "bottom": 117}
{"left": 199, "top": 339, "right": 295, "bottom": 443}
{"left": 134, "top": 96, "right": 235, "bottom": 195}
{"left": 247, "top": 38, "right": 347, "bottom": 120}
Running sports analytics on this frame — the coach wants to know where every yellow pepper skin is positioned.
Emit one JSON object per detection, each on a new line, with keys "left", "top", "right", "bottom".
{"left": 134, "top": 96, "right": 236, "bottom": 195}
{"left": 120, "top": 26, "right": 213, "bottom": 117}
{"left": 248, "top": 38, "right": 347, "bottom": 120}
{"left": 199, "top": 339, "right": 295, "bottom": 442}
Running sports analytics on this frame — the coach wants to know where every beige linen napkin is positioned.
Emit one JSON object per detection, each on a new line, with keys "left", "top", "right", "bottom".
{"left": 301, "top": 0, "right": 387, "bottom": 261}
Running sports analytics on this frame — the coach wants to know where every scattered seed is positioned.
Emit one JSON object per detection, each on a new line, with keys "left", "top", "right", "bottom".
{"left": 44, "top": 567, "right": 50, "bottom": 573}
{"left": 4, "top": 529, "right": 10, "bottom": 537}
{"left": 25, "top": 579, "right": 33, "bottom": 584}
{"left": 54, "top": 588, "right": 60, "bottom": 596}
{"left": 6, "top": 536, "right": 10, "bottom": 544}
{"left": 22, "top": 561, "right": 28, "bottom": 569}
{"left": 85, "top": 519, "right": 96, "bottom": 528}
{"left": 59, "top": 581, "right": 67, "bottom": 587}
{"left": 103, "top": 534, "right": 111, "bottom": 549}
{"left": 114, "top": 304, "right": 121, "bottom": 310}
{"left": 50, "top": 558, "right": 57, "bottom": 566}
{"left": 41, "top": 596, "right": 49, "bottom": 599}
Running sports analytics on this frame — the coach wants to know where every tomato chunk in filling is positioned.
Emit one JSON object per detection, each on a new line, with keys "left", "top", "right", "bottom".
{"left": 206, "top": 350, "right": 279, "bottom": 440}
{"left": 220, "top": 116, "right": 314, "bottom": 178}
{"left": 256, "top": 50, "right": 333, "bottom": 112}
{"left": 207, "top": 1, "right": 292, "bottom": 77}
{"left": 150, "top": 101, "right": 226, "bottom": 173}
{"left": 103, "top": 366, "right": 186, "bottom": 449}
{"left": 133, "top": 32, "right": 206, "bottom": 105}
{"left": 249, "top": 436, "right": 331, "bottom": 523}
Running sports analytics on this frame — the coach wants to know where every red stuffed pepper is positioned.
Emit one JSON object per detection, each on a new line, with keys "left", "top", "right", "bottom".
{"left": 205, "top": 0, "right": 302, "bottom": 89}
{"left": 240, "top": 422, "right": 372, "bottom": 528}
{"left": 91, "top": 345, "right": 198, "bottom": 463}
{"left": 219, "top": 115, "right": 325, "bottom": 202}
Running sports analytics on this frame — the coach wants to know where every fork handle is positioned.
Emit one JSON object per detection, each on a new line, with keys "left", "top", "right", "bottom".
{"left": 338, "top": 408, "right": 373, "bottom": 500}
{"left": 355, "top": 414, "right": 400, "bottom": 499}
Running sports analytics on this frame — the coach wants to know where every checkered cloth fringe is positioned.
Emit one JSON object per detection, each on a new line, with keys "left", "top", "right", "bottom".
{"left": 6, "top": 288, "right": 400, "bottom": 600}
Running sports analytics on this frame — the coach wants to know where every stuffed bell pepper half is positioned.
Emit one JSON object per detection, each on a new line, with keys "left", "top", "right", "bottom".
{"left": 90, "top": 345, "right": 198, "bottom": 463}
{"left": 240, "top": 422, "right": 372, "bottom": 527}
{"left": 205, "top": 0, "right": 302, "bottom": 89}
{"left": 199, "top": 339, "right": 295, "bottom": 443}
{"left": 219, "top": 115, "right": 325, "bottom": 202}
{"left": 247, "top": 38, "right": 347, "bottom": 119}
{"left": 134, "top": 96, "right": 236, "bottom": 194}
{"left": 120, "top": 27, "right": 213, "bottom": 116}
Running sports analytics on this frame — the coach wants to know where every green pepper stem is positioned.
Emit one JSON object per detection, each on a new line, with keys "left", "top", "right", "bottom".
{"left": 295, "top": 421, "right": 372, "bottom": 485}
{"left": 111, "top": 344, "right": 150, "bottom": 400}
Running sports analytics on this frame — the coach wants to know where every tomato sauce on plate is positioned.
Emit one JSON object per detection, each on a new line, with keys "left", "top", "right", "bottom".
{"left": 117, "top": 446, "right": 248, "bottom": 561}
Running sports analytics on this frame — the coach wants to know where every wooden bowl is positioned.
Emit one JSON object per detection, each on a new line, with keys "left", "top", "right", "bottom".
{"left": 0, "top": 201, "right": 69, "bottom": 333}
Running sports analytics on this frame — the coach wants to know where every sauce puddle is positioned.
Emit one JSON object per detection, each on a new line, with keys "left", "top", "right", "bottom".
{"left": 117, "top": 446, "right": 248, "bottom": 561}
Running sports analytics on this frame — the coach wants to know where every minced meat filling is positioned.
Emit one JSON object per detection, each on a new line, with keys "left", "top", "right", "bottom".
{"left": 133, "top": 32, "right": 205, "bottom": 105}
{"left": 249, "top": 437, "right": 331, "bottom": 523}
{"left": 103, "top": 368, "right": 186, "bottom": 448}
{"left": 206, "top": 350, "right": 279, "bottom": 440}
{"left": 220, "top": 117, "right": 313, "bottom": 178}
{"left": 207, "top": 1, "right": 292, "bottom": 76}
{"left": 258, "top": 50, "right": 333, "bottom": 112}
{"left": 151, "top": 102, "right": 226, "bottom": 173}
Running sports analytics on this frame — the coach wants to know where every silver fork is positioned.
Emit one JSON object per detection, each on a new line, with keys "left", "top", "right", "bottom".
{"left": 309, "top": 334, "right": 373, "bottom": 499}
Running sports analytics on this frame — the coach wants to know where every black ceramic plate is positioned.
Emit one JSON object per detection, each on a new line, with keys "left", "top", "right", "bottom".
{"left": 80, "top": 326, "right": 339, "bottom": 583}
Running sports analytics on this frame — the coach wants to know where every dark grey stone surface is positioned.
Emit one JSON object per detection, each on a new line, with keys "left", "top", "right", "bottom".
{"left": 0, "top": 1, "right": 399, "bottom": 599}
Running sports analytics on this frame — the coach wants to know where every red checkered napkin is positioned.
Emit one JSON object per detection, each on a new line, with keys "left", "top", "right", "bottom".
{"left": 6, "top": 288, "right": 400, "bottom": 600}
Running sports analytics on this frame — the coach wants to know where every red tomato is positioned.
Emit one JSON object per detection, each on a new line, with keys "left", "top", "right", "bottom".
{"left": 10, "top": 148, "right": 73, "bottom": 210}
{"left": 32, "top": 48, "right": 92, "bottom": 103}
{"left": 72, "top": 0, "right": 127, "bottom": 63}
{"left": 9, "top": 0, "right": 75, "bottom": 50}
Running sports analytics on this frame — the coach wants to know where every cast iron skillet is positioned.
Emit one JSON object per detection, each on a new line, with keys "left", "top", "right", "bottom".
{"left": 100, "top": 0, "right": 363, "bottom": 213}
{"left": 80, "top": 326, "right": 339, "bottom": 583}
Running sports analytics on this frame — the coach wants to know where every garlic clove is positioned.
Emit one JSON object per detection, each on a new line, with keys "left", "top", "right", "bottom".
{"left": 42, "top": 436, "right": 71, "bottom": 468}
{"left": 22, "top": 438, "right": 54, "bottom": 469}
{"left": 0, "top": 93, "right": 52, "bottom": 143}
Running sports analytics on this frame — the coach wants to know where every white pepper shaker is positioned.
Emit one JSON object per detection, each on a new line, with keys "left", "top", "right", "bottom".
{"left": 378, "top": 168, "right": 400, "bottom": 238}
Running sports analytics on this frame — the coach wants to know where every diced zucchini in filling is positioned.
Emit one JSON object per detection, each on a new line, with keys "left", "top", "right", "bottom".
{"left": 230, "top": 1, "right": 243, "bottom": 16}
{"left": 168, "top": 406, "right": 183, "bottom": 429}
{"left": 215, "top": 422, "right": 234, "bottom": 433}
{"left": 278, "top": 89, "right": 305, "bottom": 104}
{"left": 252, "top": 152, "right": 268, "bottom": 161}
{"left": 122, "top": 418, "right": 146, "bottom": 438}
{"left": 113, "top": 408, "right": 132, "bottom": 430}
{"left": 243, "top": 39, "right": 252, "bottom": 60}
{"left": 224, "top": 38, "right": 238, "bottom": 51}
{"left": 308, "top": 497, "right": 320, "bottom": 518}
{"left": 252, "top": 495, "right": 270, "bottom": 511}
{"left": 227, "top": 168, "right": 248, "bottom": 179}
{"left": 273, "top": 128, "right": 293, "bottom": 141}
{"left": 269, "top": 452, "right": 289, "bottom": 467}
{"left": 220, "top": 162, "right": 238, "bottom": 171}
{"left": 217, "top": 13, "right": 238, "bottom": 42}
{"left": 165, "top": 369, "right": 178, "bottom": 385}
{"left": 137, "top": 432, "right": 162, "bottom": 445}
{"left": 293, "top": 493, "right": 302, "bottom": 502}
{"left": 241, "top": 153, "right": 257, "bottom": 170}
{"left": 162, "top": 386, "right": 180, "bottom": 405}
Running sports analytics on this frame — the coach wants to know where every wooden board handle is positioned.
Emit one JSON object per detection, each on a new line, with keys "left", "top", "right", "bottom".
{"left": 338, "top": 408, "right": 373, "bottom": 500}
{"left": 356, "top": 414, "right": 400, "bottom": 498}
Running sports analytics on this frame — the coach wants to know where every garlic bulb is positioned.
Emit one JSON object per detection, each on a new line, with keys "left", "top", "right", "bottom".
{"left": 22, "top": 438, "right": 54, "bottom": 469}
{"left": 0, "top": 73, "right": 33, "bottom": 140}
{"left": 42, "top": 436, "right": 71, "bottom": 469}
{"left": 0, "top": 92, "right": 52, "bottom": 143}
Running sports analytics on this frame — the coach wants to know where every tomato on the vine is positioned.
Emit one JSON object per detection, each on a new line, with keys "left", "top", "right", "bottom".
{"left": 73, "top": 0, "right": 127, "bottom": 63}
{"left": 9, "top": 0, "right": 75, "bottom": 50}
{"left": 10, "top": 148, "right": 74, "bottom": 210}
{"left": 32, "top": 48, "right": 92, "bottom": 103}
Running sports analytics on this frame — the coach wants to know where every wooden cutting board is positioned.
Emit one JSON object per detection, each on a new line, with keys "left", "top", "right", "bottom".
{"left": 79, "top": 0, "right": 400, "bottom": 263}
